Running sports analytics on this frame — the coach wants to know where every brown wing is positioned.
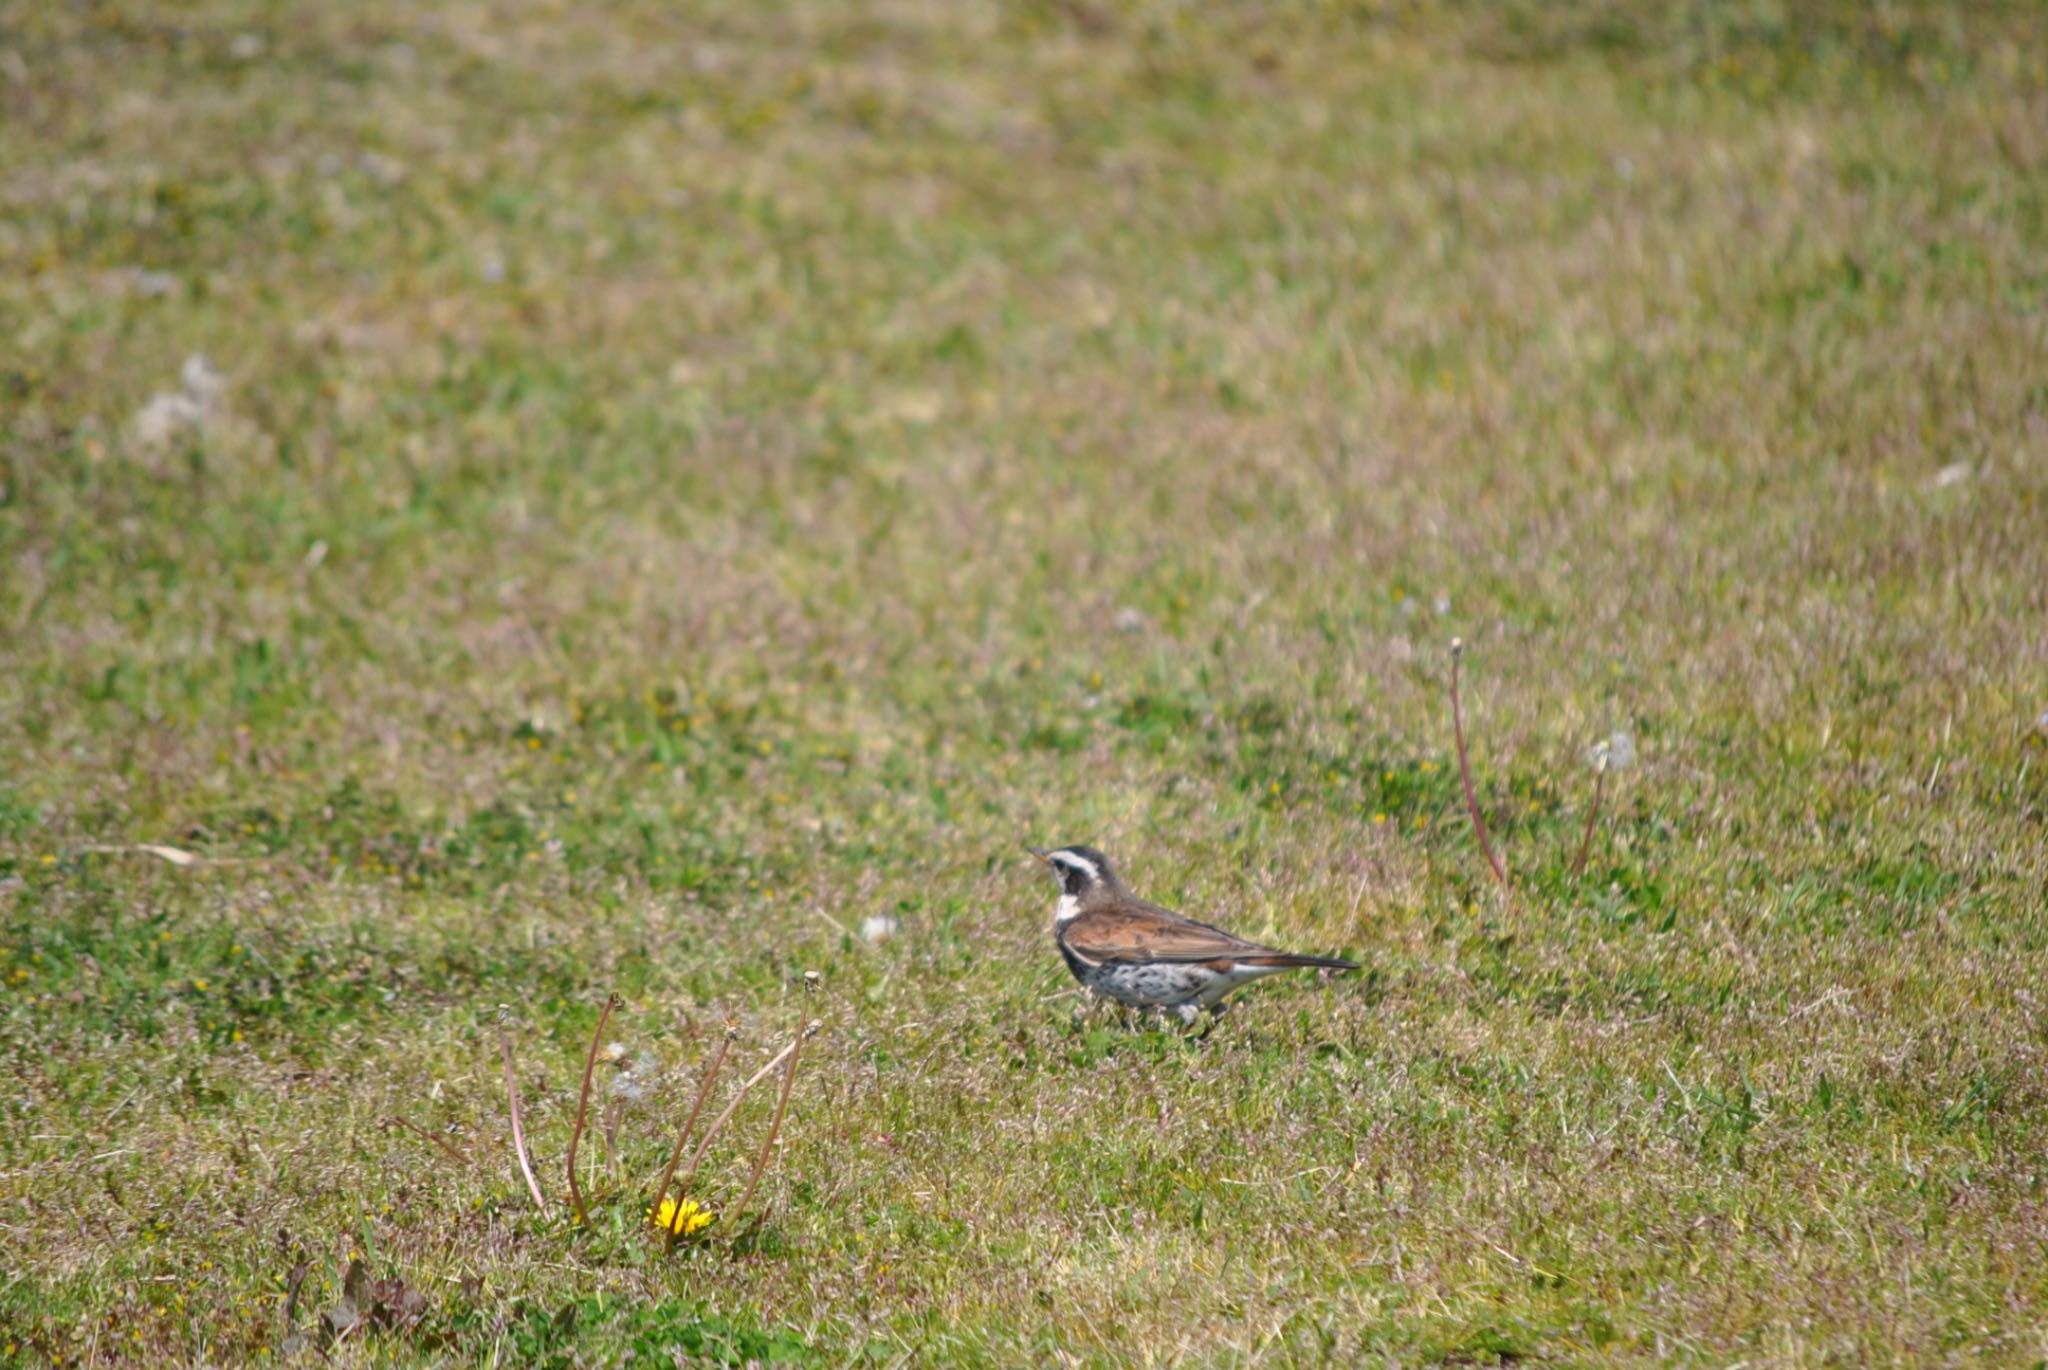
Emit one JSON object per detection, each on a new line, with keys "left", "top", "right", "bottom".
{"left": 1058, "top": 897, "right": 1266, "bottom": 966}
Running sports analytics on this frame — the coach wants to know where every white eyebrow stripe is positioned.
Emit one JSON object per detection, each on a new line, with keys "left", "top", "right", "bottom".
{"left": 1051, "top": 850, "right": 1099, "bottom": 881}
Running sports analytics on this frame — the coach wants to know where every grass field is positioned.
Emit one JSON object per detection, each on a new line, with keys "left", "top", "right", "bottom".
{"left": 6, "top": 0, "right": 2048, "bottom": 1363}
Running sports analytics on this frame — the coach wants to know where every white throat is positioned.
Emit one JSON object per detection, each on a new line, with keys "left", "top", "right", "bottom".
{"left": 1053, "top": 893, "right": 1082, "bottom": 926}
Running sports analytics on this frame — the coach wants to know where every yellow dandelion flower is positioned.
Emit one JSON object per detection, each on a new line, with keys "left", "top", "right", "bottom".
{"left": 652, "top": 1196, "right": 715, "bottom": 1237}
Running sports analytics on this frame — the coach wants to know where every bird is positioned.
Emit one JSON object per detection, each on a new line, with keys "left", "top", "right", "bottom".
{"left": 1026, "top": 844, "right": 1357, "bottom": 1026}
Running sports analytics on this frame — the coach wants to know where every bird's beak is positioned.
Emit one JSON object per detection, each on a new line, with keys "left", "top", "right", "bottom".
{"left": 1023, "top": 844, "right": 1050, "bottom": 861}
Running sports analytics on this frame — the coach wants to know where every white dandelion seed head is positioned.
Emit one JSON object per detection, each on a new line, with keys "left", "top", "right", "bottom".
{"left": 1606, "top": 729, "right": 1637, "bottom": 771}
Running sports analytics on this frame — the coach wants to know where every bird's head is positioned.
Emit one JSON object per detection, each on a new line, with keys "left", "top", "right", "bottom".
{"left": 1025, "top": 844, "right": 1119, "bottom": 900}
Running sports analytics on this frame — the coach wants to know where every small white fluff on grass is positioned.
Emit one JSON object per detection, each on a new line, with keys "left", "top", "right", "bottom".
{"left": 131, "top": 354, "right": 224, "bottom": 450}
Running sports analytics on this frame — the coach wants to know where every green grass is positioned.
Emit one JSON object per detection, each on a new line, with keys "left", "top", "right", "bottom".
{"left": 5, "top": 0, "right": 2048, "bottom": 1363}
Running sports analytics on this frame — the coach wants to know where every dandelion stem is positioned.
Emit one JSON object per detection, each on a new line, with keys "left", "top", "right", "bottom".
{"left": 1570, "top": 752, "right": 1610, "bottom": 880}
{"left": 1449, "top": 639, "right": 1508, "bottom": 888}
{"left": 654, "top": 1024, "right": 735, "bottom": 1252}
{"left": 384, "top": 1115, "right": 468, "bottom": 1167}
{"left": 566, "top": 993, "right": 621, "bottom": 1227}
{"left": 499, "top": 1019, "right": 547, "bottom": 1213}
{"left": 732, "top": 1014, "right": 811, "bottom": 1223}
{"left": 673, "top": 1036, "right": 802, "bottom": 1201}
{"left": 601, "top": 1097, "right": 621, "bottom": 1173}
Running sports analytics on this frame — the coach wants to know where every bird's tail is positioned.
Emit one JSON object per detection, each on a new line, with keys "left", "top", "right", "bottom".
{"left": 1244, "top": 952, "right": 1358, "bottom": 971}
